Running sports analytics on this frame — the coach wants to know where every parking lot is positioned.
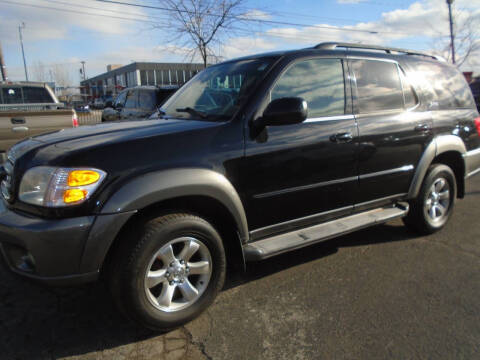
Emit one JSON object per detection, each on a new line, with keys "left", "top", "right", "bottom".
{"left": 0, "top": 176, "right": 479, "bottom": 359}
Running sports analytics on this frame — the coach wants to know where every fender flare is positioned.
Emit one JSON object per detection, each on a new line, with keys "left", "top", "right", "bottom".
{"left": 408, "top": 135, "right": 466, "bottom": 198}
{"left": 80, "top": 168, "right": 249, "bottom": 273}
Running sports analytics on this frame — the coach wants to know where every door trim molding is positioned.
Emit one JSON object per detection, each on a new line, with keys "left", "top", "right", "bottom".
{"left": 253, "top": 175, "right": 358, "bottom": 199}
{"left": 304, "top": 114, "right": 355, "bottom": 123}
{"left": 253, "top": 165, "right": 414, "bottom": 199}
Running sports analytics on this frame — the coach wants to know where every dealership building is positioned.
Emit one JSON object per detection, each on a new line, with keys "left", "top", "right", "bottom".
{"left": 80, "top": 62, "right": 204, "bottom": 99}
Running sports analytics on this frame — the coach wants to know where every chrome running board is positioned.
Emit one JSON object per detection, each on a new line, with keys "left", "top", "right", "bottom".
{"left": 243, "top": 204, "right": 408, "bottom": 261}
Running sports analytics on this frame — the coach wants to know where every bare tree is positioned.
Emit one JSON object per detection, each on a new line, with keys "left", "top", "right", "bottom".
{"left": 51, "top": 64, "right": 72, "bottom": 88}
{"left": 158, "top": 0, "right": 249, "bottom": 67}
{"left": 32, "top": 61, "right": 47, "bottom": 82}
{"left": 432, "top": 10, "right": 480, "bottom": 67}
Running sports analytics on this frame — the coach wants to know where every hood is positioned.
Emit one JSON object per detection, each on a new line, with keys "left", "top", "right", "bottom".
{"left": 9, "top": 118, "right": 222, "bottom": 161}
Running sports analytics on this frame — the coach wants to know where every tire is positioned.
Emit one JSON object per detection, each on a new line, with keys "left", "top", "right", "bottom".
{"left": 108, "top": 213, "right": 226, "bottom": 331}
{"left": 403, "top": 164, "right": 456, "bottom": 235}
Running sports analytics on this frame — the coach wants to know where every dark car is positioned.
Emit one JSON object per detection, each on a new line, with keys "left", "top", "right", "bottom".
{"left": 0, "top": 42, "right": 479, "bottom": 331}
{"left": 102, "top": 86, "right": 178, "bottom": 122}
{"left": 470, "top": 78, "right": 480, "bottom": 111}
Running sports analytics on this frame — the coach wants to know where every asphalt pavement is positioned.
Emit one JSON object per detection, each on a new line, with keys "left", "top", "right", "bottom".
{"left": 1, "top": 177, "right": 479, "bottom": 359}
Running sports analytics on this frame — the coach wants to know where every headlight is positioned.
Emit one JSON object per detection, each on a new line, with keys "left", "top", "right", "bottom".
{"left": 19, "top": 166, "right": 106, "bottom": 207}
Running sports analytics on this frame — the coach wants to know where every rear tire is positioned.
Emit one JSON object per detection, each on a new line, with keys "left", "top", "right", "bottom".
{"left": 403, "top": 164, "right": 456, "bottom": 235}
{"left": 108, "top": 213, "right": 226, "bottom": 331}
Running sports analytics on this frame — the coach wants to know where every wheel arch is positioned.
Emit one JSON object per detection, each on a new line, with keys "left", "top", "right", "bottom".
{"left": 408, "top": 135, "right": 466, "bottom": 199}
{"left": 80, "top": 168, "right": 248, "bottom": 274}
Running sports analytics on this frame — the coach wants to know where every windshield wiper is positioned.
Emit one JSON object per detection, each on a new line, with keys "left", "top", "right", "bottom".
{"left": 176, "top": 107, "right": 208, "bottom": 119}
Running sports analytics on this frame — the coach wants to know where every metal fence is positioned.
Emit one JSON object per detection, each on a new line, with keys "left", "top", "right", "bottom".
{"left": 77, "top": 110, "right": 102, "bottom": 125}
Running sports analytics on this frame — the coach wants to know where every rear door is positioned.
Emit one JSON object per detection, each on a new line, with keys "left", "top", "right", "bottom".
{"left": 21, "top": 86, "right": 73, "bottom": 137}
{"left": 349, "top": 58, "right": 433, "bottom": 206}
{"left": 0, "top": 86, "right": 31, "bottom": 149}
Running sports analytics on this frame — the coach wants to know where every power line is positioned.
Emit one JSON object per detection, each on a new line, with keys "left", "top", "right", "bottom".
{"left": 0, "top": 0, "right": 435, "bottom": 41}
{"left": 95, "top": 0, "right": 413, "bottom": 36}
{"left": 0, "top": 0, "right": 164, "bottom": 24}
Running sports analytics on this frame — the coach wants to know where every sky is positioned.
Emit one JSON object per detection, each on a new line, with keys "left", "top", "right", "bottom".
{"left": 1, "top": 0, "right": 479, "bottom": 85}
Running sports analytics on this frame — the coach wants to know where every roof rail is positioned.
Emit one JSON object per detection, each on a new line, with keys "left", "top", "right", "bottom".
{"left": 314, "top": 42, "right": 442, "bottom": 61}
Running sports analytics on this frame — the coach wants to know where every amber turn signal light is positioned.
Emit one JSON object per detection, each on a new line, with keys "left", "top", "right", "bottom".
{"left": 63, "top": 189, "right": 87, "bottom": 203}
{"left": 67, "top": 170, "right": 101, "bottom": 186}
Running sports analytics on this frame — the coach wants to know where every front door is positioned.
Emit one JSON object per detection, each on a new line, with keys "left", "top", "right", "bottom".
{"left": 243, "top": 57, "right": 358, "bottom": 237}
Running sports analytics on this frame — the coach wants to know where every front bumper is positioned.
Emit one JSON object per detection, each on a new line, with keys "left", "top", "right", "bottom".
{"left": 0, "top": 200, "right": 135, "bottom": 286}
{"left": 464, "top": 148, "right": 480, "bottom": 178}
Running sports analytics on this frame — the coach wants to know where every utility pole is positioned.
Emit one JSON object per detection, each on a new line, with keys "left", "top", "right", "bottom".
{"left": 80, "top": 61, "right": 86, "bottom": 81}
{"left": 447, "top": 0, "right": 455, "bottom": 64}
{"left": 18, "top": 22, "right": 29, "bottom": 81}
{"left": 0, "top": 41, "right": 7, "bottom": 81}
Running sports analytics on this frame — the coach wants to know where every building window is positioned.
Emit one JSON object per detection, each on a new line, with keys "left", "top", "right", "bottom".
{"left": 147, "top": 70, "right": 155, "bottom": 85}
{"left": 140, "top": 70, "right": 147, "bottom": 86}
{"left": 126, "top": 71, "right": 137, "bottom": 87}
{"left": 155, "top": 70, "right": 162, "bottom": 85}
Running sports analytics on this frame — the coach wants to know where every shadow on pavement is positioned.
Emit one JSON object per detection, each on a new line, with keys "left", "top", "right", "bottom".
{"left": 0, "top": 222, "right": 417, "bottom": 359}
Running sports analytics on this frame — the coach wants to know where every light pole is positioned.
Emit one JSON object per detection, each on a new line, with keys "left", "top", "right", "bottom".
{"left": 447, "top": 0, "right": 455, "bottom": 64}
{"left": 18, "top": 22, "right": 28, "bottom": 81}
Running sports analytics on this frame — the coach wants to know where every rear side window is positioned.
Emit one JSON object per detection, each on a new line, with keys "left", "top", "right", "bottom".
{"left": 22, "top": 86, "right": 53, "bottom": 103}
{"left": 408, "top": 61, "right": 475, "bottom": 109}
{"left": 272, "top": 58, "right": 345, "bottom": 118}
{"left": 351, "top": 59, "right": 404, "bottom": 113}
{"left": 125, "top": 90, "right": 137, "bottom": 108}
{"left": 138, "top": 90, "right": 156, "bottom": 110}
{"left": 1, "top": 87, "right": 23, "bottom": 104}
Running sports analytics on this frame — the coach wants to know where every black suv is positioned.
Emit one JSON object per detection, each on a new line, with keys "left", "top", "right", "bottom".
{"left": 101, "top": 85, "right": 178, "bottom": 122}
{"left": 1, "top": 43, "right": 479, "bottom": 330}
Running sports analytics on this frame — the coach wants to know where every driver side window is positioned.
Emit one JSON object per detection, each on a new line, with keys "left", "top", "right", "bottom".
{"left": 114, "top": 91, "right": 127, "bottom": 107}
{"left": 271, "top": 58, "right": 346, "bottom": 118}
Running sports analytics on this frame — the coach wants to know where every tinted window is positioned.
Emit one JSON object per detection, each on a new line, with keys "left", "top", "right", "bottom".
{"left": 22, "top": 86, "right": 53, "bottom": 103}
{"left": 408, "top": 61, "right": 475, "bottom": 109}
{"left": 1, "top": 87, "right": 23, "bottom": 104}
{"left": 125, "top": 90, "right": 137, "bottom": 108}
{"left": 272, "top": 58, "right": 345, "bottom": 118}
{"left": 352, "top": 60, "right": 404, "bottom": 113}
{"left": 138, "top": 90, "right": 156, "bottom": 110}
{"left": 399, "top": 69, "right": 418, "bottom": 108}
{"left": 114, "top": 90, "right": 127, "bottom": 107}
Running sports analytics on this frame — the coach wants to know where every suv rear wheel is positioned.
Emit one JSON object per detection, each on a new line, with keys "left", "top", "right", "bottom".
{"left": 403, "top": 164, "right": 456, "bottom": 234}
{"left": 108, "top": 213, "right": 226, "bottom": 330}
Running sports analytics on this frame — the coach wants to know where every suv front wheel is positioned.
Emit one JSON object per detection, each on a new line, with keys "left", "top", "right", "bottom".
{"left": 108, "top": 213, "right": 226, "bottom": 330}
{"left": 403, "top": 164, "right": 456, "bottom": 235}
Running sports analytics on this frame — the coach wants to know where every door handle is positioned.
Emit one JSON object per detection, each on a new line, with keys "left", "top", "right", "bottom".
{"left": 414, "top": 123, "right": 431, "bottom": 132}
{"left": 11, "top": 117, "right": 25, "bottom": 124}
{"left": 330, "top": 132, "right": 353, "bottom": 143}
{"left": 12, "top": 126, "right": 28, "bottom": 132}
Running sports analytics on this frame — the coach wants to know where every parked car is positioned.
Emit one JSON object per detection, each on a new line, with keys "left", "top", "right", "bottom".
{"left": 0, "top": 82, "right": 78, "bottom": 162}
{"left": 91, "top": 97, "right": 105, "bottom": 110}
{"left": 0, "top": 43, "right": 479, "bottom": 331}
{"left": 102, "top": 85, "right": 179, "bottom": 122}
{"left": 469, "top": 78, "right": 480, "bottom": 111}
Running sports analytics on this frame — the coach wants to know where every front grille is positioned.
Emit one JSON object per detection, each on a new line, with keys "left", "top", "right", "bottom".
{"left": 1, "top": 150, "right": 15, "bottom": 202}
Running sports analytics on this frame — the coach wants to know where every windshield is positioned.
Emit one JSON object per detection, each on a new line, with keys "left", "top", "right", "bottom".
{"left": 161, "top": 58, "right": 275, "bottom": 121}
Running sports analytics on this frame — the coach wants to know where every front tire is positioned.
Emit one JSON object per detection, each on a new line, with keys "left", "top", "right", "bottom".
{"left": 108, "top": 213, "right": 226, "bottom": 331}
{"left": 403, "top": 164, "right": 456, "bottom": 235}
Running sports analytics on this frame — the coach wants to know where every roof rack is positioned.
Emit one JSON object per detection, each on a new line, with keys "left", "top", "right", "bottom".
{"left": 313, "top": 42, "right": 443, "bottom": 61}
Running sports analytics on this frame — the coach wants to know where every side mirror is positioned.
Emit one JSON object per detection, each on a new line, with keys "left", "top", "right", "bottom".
{"left": 259, "top": 97, "right": 308, "bottom": 127}
{"left": 105, "top": 100, "right": 113, "bottom": 108}
{"left": 115, "top": 102, "right": 123, "bottom": 110}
